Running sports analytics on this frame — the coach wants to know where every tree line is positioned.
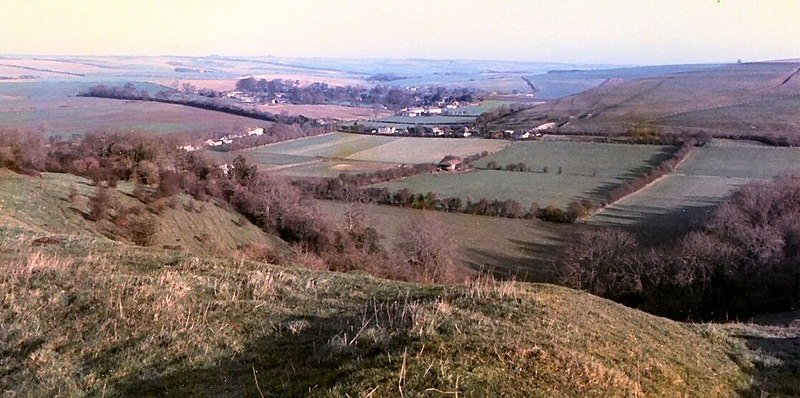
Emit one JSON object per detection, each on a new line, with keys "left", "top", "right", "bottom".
{"left": 79, "top": 84, "right": 329, "bottom": 127}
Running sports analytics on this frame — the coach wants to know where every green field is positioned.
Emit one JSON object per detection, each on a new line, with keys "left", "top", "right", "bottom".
{"left": 475, "top": 141, "right": 672, "bottom": 176}
{"left": 373, "top": 142, "right": 671, "bottom": 207}
{"left": 252, "top": 132, "right": 398, "bottom": 158}
{"left": 237, "top": 132, "right": 509, "bottom": 177}
{"left": 676, "top": 143, "right": 800, "bottom": 179}
{"left": 588, "top": 140, "right": 800, "bottom": 237}
{"left": 347, "top": 136, "right": 509, "bottom": 163}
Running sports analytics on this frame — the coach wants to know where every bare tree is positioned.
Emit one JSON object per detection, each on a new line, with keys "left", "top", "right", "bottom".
{"left": 394, "top": 218, "right": 457, "bottom": 283}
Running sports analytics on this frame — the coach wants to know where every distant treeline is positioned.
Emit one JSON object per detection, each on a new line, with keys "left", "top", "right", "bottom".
{"left": 235, "top": 77, "right": 482, "bottom": 110}
{"left": 79, "top": 84, "right": 327, "bottom": 127}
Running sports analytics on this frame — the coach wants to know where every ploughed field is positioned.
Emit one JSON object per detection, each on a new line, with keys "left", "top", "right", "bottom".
{"left": 588, "top": 140, "right": 800, "bottom": 238}
{"left": 236, "top": 132, "right": 509, "bottom": 177}
{"left": 371, "top": 141, "right": 672, "bottom": 208}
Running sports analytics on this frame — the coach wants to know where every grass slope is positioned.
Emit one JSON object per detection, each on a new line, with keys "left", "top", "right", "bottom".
{"left": 0, "top": 171, "right": 288, "bottom": 255}
{"left": 495, "top": 62, "right": 800, "bottom": 137}
{"left": 0, "top": 229, "right": 755, "bottom": 397}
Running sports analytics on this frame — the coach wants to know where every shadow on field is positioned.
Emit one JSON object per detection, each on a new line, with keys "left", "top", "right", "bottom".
{"left": 590, "top": 201, "right": 718, "bottom": 245}
{"left": 463, "top": 236, "right": 567, "bottom": 283}
{"left": 583, "top": 146, "right": 676, "bottom": 202}
{"left": 734, "top": 333, "right": 800, "bottom": 396}
{"left": 110, "top": 311, "right": 421, "bottom": 397}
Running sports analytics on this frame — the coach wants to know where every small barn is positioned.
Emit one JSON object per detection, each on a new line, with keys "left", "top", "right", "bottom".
{"left": 438, "top": 155, "right": 462, "bottom": 171}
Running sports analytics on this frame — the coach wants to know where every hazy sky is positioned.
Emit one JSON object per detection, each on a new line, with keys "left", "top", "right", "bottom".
{"left": 1, "top": 0, "right": 798, "bottom": 64}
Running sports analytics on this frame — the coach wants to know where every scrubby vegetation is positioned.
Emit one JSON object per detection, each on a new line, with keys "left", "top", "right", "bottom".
{"left": 562, "top": 175, "right": 800, "bottom": 320}
{"left": 0, "top": 129, "right": 458, "bottom": 284}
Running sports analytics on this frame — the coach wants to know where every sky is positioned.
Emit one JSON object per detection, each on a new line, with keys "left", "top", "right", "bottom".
{"left": 0, "top": 0, "right": 798, "bottom": 65}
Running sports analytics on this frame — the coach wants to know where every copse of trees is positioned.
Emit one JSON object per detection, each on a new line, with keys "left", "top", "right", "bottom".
{"left": 234, "top": 77, "right": 483, "bottom": 110}
{"left": 561, "top": 175, "right": 800, "bottom": 320}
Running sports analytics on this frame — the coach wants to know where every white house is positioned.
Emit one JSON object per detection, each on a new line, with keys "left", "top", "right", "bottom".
{"left": 534, "top": 122, "right": 557, "bottom": 131}
{"left": 377, "top": 126, "right": 396, "bottom": 135}
{"left": 204, "top": 139, "right": 223, "bottom": 147}
{"left": 247, "top": 128, "right": 265, "bottom": 136}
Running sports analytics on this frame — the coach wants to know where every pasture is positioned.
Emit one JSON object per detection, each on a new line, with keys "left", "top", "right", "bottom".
{"left": 238, "top": 132, "right": 509, "bottom": 177}
{"left": 373, "top": 141, "right": 671, "bottom": 208}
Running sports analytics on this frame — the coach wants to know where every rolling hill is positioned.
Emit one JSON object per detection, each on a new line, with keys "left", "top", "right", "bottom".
{"left": 1, "top": 168, "right": 797, "bottom": 395}
{"left": 0, "top": 226, "right": 759, "bottom": 396}
{"left": 0, "top": 170, "right": 289, "bottom": 255}
{"left": 494, "top": 62, "right": 800, "bottom": 138}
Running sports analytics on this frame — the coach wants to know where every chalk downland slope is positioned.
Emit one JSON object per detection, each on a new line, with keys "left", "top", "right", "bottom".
{"left": 0, "top": 171, "right": 289, "bottom": 255}
{"left": 494, "top": 62, "right": 800, "bottom": 137}
{"left": 0, "top": 226, "right": 757, "bottom": 397}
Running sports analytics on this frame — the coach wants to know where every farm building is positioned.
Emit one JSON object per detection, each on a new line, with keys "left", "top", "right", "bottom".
{"left": 438, "top": 155, "right": 463, "bottom": 171}
{"left": 377, "top": 126, "right": 396, "bottom": 135}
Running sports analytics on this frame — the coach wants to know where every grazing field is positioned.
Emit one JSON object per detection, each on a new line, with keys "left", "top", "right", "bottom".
{"left": 237, "top": 132, "right": 509, "bottom": 177}
{"left": 676, "top": 143, "right": 800, "bottom": 179}
{"left": 316, "top": 200, "right": 569, "bottom": 281}
{"left": 588, "top": 140, "right": 800, "bottom": 238}
{"left": 474, "top": 141, "right": 672, "bottom": 175}
{"left": 255, "top": 132, "right": 398, "bottom": 158}
{"left": 347, "top": 136, "right": 509, "bottom": 163}
{"left": 373, "top": 142, "right": 671, "bottom": 207}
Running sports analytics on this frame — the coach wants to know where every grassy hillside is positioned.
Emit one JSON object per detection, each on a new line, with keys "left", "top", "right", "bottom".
{"left": 0, "top": 171, "right": 288, "bottom": 255}
{"left": 0, "top": 228, "right": 759, "bottom": 397}
{"left": 494, "top": 62, "right": 800, "bottom": 137}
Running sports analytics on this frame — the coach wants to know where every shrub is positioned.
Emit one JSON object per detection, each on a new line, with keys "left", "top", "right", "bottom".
{"left": 89, "top": 187, "right": 112, "bottom": 222}
{"left": 393, "top": 218, "right": 458, "bottom": 283}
